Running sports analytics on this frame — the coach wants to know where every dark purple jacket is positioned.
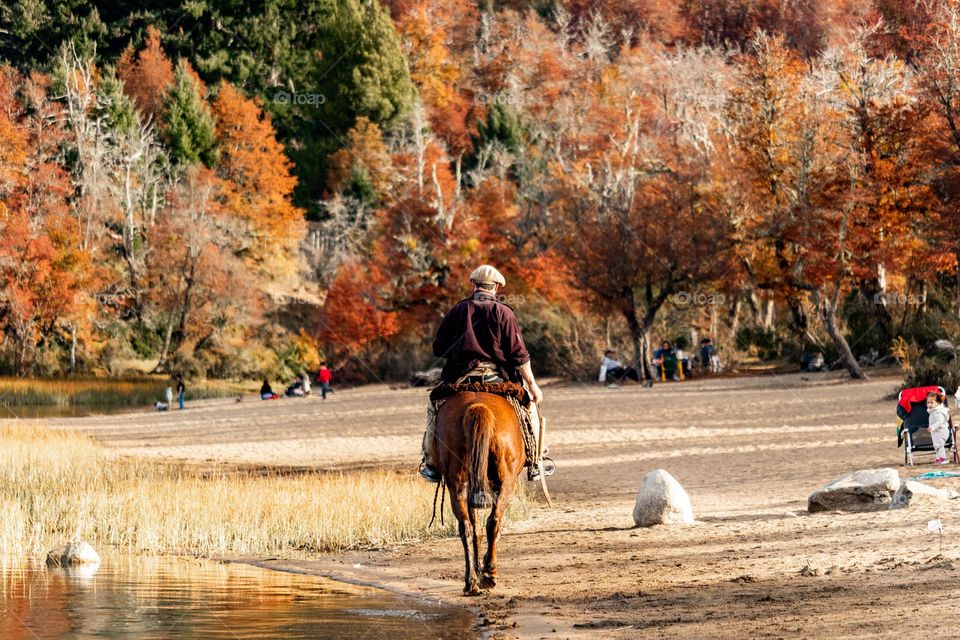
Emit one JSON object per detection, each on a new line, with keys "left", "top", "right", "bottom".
{"left": 433, "top": 291, "right": 530, "bottom": 383}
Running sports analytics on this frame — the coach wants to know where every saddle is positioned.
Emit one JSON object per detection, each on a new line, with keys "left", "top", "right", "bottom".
{"left": 429, "top": 381, "right": 531, "bottom": 408}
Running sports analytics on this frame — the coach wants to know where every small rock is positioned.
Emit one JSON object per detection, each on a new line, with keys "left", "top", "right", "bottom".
{"left": 47, "top": 541, "right": 100, "bottom": 566}
{"left": 808, "top": 468, "right": 901, "bottom": 513}
{"left": 800, "top": 564, "right": 820, "bottom": 577}
{"left": 889, "top": 480, "right": 959, "bottom": 509}
{"left": 45, "top": 546, "right": 66, "bottom": 567}
{"left": 633, "top": 469, "right": 694, "bottom": 527}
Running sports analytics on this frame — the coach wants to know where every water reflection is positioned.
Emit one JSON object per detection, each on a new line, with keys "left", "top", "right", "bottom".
{"left": 1, "top": 556, "right": 475, "bottom": 639}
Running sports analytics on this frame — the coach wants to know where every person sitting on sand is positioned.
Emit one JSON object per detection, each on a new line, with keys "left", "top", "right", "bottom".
{"left": 285, "top": 377, "right": 305, "bottom": 397}
{"left": 260, "top": 380, "right": 279, "bottom": 400}
{"left": 653, "top": 341, "right": 679, "bottom": 381}
{"left": 600, "top": 350, "right": 640, "bottom": 384}
{"left": 927, "top": 391, "right": 951, "bottom": 465}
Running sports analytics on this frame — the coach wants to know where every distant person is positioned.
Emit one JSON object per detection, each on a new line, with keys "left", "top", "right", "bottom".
{"left": 285, "top": 377, "right": 305, "bottom": 397}
{"left": 653, "top": 341, "right": 677, "bottom": 380}
{"left": 927, "top": 391, "right": 951, "bottom": 465}
{"left": 802, "top": 351, "right": 825, "bottom": 372}
{"left": 165, "top": 385, "right": 173, "bottom": 408}
{"left": 176, "top": 376, "right": 186, "bottom": 410}
{"left": 600, "top": 350, "right": 640, "bottom": 384}
{"left": 317, "top": 362, "right": 333, "bottom": 400}
{"left": 301, "top": 371, "right": 311, "bottom": 396}
{"left": 699, "top": 338, "right": 719, "bottom": 373}
{"left": 260, "top": 380, "right": 279, "bottom": 400}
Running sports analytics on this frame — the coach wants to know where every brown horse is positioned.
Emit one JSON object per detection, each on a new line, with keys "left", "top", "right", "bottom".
{"left": 434, "top": 391, "right": 526, "bottom": 595}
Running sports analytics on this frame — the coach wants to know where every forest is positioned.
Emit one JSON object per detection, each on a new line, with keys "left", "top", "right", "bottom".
{"left": 1, "top": 0, "right": 959, "bottom": 385}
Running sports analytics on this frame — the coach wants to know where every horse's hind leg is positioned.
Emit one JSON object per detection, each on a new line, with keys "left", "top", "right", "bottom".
{"left": 468, "top": 506, "right": 483, "bottom": 580}
{"left": 481, "top": 479, "right": 512, "bottom": 589}
{"left": 451, "top": 491, "right": 481, "bottom": 596}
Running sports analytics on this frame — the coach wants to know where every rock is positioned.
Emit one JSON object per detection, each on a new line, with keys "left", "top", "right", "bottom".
{"left": 889, "top": 480, "right": 960, "bottom": 509}
{"left": 808, "top": 468, "right": 901, "bottom": 513}
{"left": 45, "top": 546, "right": 66, "bottom": 567}
{"left": 632, "top": 469, "right": 694, "bottom": 527}
{"left": 46, "top": 541, "right": 100, "bottom": 567}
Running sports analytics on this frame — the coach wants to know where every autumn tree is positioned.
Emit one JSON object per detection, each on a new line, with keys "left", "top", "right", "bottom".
{"left": 0, "top": 68, "right": 83, "bottom": 374}
{"left": 212, "top": 81, "right": 305, "bottom": 275}
{"left": 117, "top": 26, "right": 174, "bottom": 121}
{"left": 822, "top": 27, "right": 936, "bottom": 353}
{"left": 552, "top": 45, "right": 734, "bottom": 377}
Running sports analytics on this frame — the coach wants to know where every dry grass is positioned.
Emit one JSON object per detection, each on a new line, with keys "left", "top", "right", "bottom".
{"left": 0, "top": 424, "right": 531, "bottom": 563}
{"left": 0, "top": 377, "right": 249, "bottom": 409}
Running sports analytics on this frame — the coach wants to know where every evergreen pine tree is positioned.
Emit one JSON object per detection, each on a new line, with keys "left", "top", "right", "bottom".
{"left": 96, "top": 64, "right": 138, "bottom": 136}
{"left": 162, "top": 61, "right": 218, "bottom": 167}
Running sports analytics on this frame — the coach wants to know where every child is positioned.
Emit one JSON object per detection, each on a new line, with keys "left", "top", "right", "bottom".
{"left": 926, "top": 391, "right": 951, "bottom": 465}
{"left": 317, "top": 362, "right": 333, "bottom": 400}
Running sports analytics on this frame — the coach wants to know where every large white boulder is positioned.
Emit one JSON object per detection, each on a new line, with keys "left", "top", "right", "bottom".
{"left": 46, "top": 541, "right": 100, "bottom": 567}
{"left": 890, "top": 480, "right": 960, "bottom": 510}
{"left": 633, "top": 469, "right": 694, "bottom": 527}
{"left": 808, "top": 468, "right": 901, "bottom": 513}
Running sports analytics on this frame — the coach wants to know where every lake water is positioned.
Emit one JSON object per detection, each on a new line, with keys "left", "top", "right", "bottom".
{"left": 0, "top": 556, "right": 476, "bottom": 639}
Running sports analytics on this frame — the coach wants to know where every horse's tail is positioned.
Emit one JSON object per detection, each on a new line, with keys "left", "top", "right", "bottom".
{"left": 465, "top": 403, "right": 493, "bottom": 509}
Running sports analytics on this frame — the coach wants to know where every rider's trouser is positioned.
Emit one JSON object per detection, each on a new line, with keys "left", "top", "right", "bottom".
{"left": 422, "top": 401, "right": 540, "bottom": 468}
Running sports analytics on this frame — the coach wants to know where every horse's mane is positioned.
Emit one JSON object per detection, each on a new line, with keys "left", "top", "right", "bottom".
{"left": 430, "top": 381, "right": 530, "bottom": 407}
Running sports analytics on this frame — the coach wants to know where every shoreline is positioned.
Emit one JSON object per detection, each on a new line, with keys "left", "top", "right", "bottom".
{"left": 231, "top": 555, "right": 495, "bottom": 636}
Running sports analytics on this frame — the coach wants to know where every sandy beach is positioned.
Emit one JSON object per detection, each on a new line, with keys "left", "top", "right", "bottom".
{"left": 38, "top": 369, "right": 960, "bottom": 638}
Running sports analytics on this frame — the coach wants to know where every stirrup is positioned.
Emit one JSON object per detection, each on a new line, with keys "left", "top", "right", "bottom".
{"left": 541, "top": 457, "right": 556, "bottom": 477}
{"left": 418, "top": 463, "right": 441, "bottom": 483}
{"left": 527, "top": 457, "right": 557, "bottom": 481}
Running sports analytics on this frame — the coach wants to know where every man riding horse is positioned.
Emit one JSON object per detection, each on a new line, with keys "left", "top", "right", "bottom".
{"left": 420, "top": 264, "right": 545, "bottom": 483}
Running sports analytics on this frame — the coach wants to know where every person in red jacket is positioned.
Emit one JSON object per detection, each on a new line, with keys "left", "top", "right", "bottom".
{"left": 317, "top": 362, "right": 333, "bottom": 400}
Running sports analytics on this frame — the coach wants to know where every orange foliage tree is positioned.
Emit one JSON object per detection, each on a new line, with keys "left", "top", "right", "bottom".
{"left": 212, "top": 81, "right": 305, "bottom": 275}
{"left": 117, "top": 26, "right": 175, "bottom": 120}
{"left": 0, "top": 69, "right": 84, "bottom": 374}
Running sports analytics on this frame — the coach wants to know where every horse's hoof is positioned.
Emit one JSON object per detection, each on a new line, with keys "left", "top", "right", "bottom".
{"left": 480, "top": 575, "right": 496, "bottom": 589}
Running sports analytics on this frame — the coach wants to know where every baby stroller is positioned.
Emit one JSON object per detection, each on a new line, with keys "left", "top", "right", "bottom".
{"left": 896, "top": 385, "right": 959, "bottom": 465}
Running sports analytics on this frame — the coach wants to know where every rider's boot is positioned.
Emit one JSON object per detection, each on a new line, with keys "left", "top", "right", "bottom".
{"left": 527, "top": 462, "right": 540, "bottom": 481}
{"left": 419, "top": 463, "right": 441, "bottom": 483}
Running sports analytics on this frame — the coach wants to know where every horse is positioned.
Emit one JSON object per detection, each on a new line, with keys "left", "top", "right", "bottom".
{"left": 434, "top": 389, "right": 527, "bottom": 595}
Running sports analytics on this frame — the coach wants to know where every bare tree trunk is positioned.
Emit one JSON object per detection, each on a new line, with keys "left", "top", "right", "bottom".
{"left": 815, "top": 288, "right": 867, "bottom": 380}
{"left": 788, "top": 293, "right": 822, "bottom": 349}
{"left": 762, "top": 298, "right": 775, "bottom": 330}
{"left": 728, "top": 295, "right": 741, "bottom": 338}
{"left": 622, "top": 288, "right": 652, "bottom": 383}
{"left": 69, "top": 325, "right": 77, "bottom": 375}
{"left": 748, "top": 291, "right": 762, "bottom": 325}
{"left": 155, "top": 314, "right": 176, "bottom": 372}
{"left": 857, "top": 275, "right": 893, "bottom": 352}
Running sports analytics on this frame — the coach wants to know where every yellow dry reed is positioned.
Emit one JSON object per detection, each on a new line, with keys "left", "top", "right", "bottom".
{"left": 0, "top": 424, "right": 531, "bottom": 562}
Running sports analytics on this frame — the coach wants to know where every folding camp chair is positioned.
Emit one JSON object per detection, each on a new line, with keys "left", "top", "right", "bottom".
{"left": 897, "top": 386, "right": 959, "bottom": 465}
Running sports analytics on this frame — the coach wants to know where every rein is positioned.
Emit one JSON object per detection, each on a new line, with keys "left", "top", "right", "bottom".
{"left": 429, "top": 477, "right": 445, "bottom": 527}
